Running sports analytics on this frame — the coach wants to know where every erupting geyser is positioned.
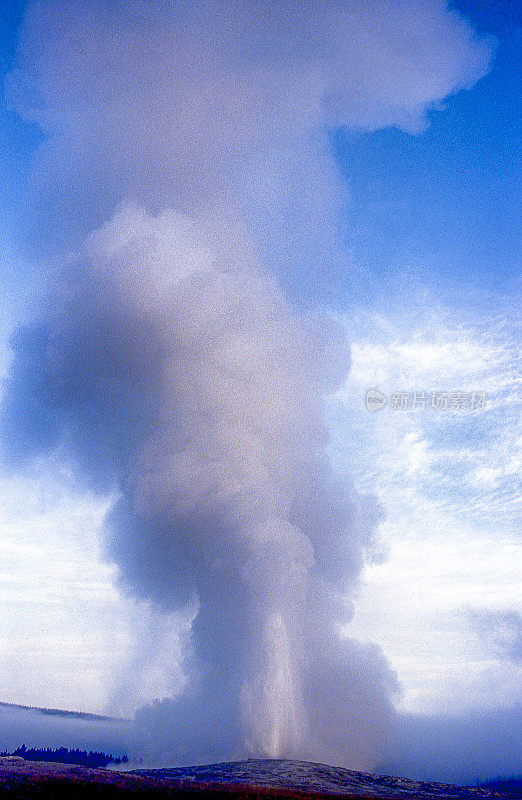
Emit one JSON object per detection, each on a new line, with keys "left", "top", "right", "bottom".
{"left": 2, "top": 0, "right": 490, "bottom": 770}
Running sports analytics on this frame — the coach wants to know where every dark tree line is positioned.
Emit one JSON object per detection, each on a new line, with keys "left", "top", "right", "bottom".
{"left": 1, "top": 743, "right": 128, "bottom": 769}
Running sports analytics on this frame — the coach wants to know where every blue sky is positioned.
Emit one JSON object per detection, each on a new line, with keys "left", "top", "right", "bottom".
{"left": 0, "top": 0, "right": 519, "bottom": 782}
{"left": 328, "top": 0, "right": 520, "bottom": 719}
{"left": 332, "top": 2, "right": 520, "bottom": 305}
{"left": 323, "top": 0, "right": 521, "bottom": 716}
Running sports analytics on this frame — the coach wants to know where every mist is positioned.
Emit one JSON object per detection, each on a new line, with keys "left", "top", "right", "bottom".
{"left": 2, "top": 0, "right": 493, "bottom": 771}
{"left": 0, "top": 703, "right": 133, "bottom": 757}
{"left": 379, "top": 705, "right": 522, "bottom": 785}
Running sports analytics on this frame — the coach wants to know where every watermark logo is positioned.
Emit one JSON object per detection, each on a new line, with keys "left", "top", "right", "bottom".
{"left": 365, "top": 388, "right": 387, "bottom": 412}
{"left": 364, "top": 390, "right": 488, "bottom": 412}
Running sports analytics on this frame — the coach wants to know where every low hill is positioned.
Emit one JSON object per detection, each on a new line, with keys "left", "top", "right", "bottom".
{"left": 134, "top": 758, "right": 509, "bottom": 799}
{"left": 0, "top": 756, "right": 513, "bottom": 800}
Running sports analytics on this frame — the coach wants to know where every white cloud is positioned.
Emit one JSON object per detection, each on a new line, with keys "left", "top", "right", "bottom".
{"left": 333, "top": 298, "right": 521, "bottom": 714}
{"left": 0, "top": 461, "right": 189, "bottom": 715}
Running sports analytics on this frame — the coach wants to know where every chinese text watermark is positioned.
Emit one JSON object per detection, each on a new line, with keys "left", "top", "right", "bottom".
{"left": 365, "top": 389, "right": 488, "bottom": 412}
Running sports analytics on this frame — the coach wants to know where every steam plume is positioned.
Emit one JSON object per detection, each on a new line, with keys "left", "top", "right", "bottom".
{"left": 3, "top": 0, "right": 491, "bottom": 768}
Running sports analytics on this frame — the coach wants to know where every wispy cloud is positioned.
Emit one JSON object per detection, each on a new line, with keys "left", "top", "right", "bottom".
{"left": 333, "top": 297, "right": 521, "bottom": 714}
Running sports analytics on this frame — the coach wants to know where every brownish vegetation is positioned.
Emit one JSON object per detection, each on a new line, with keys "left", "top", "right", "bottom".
{"left": 0, "top": 759, "right": 509, "bottom": 800}
{"left": 0, "top": 776, "right": 410, "bottom": 800}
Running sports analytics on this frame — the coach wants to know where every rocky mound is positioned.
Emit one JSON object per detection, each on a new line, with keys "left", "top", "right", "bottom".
{"left": 133, "top": 758, "right": 507, "bottom": 799}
